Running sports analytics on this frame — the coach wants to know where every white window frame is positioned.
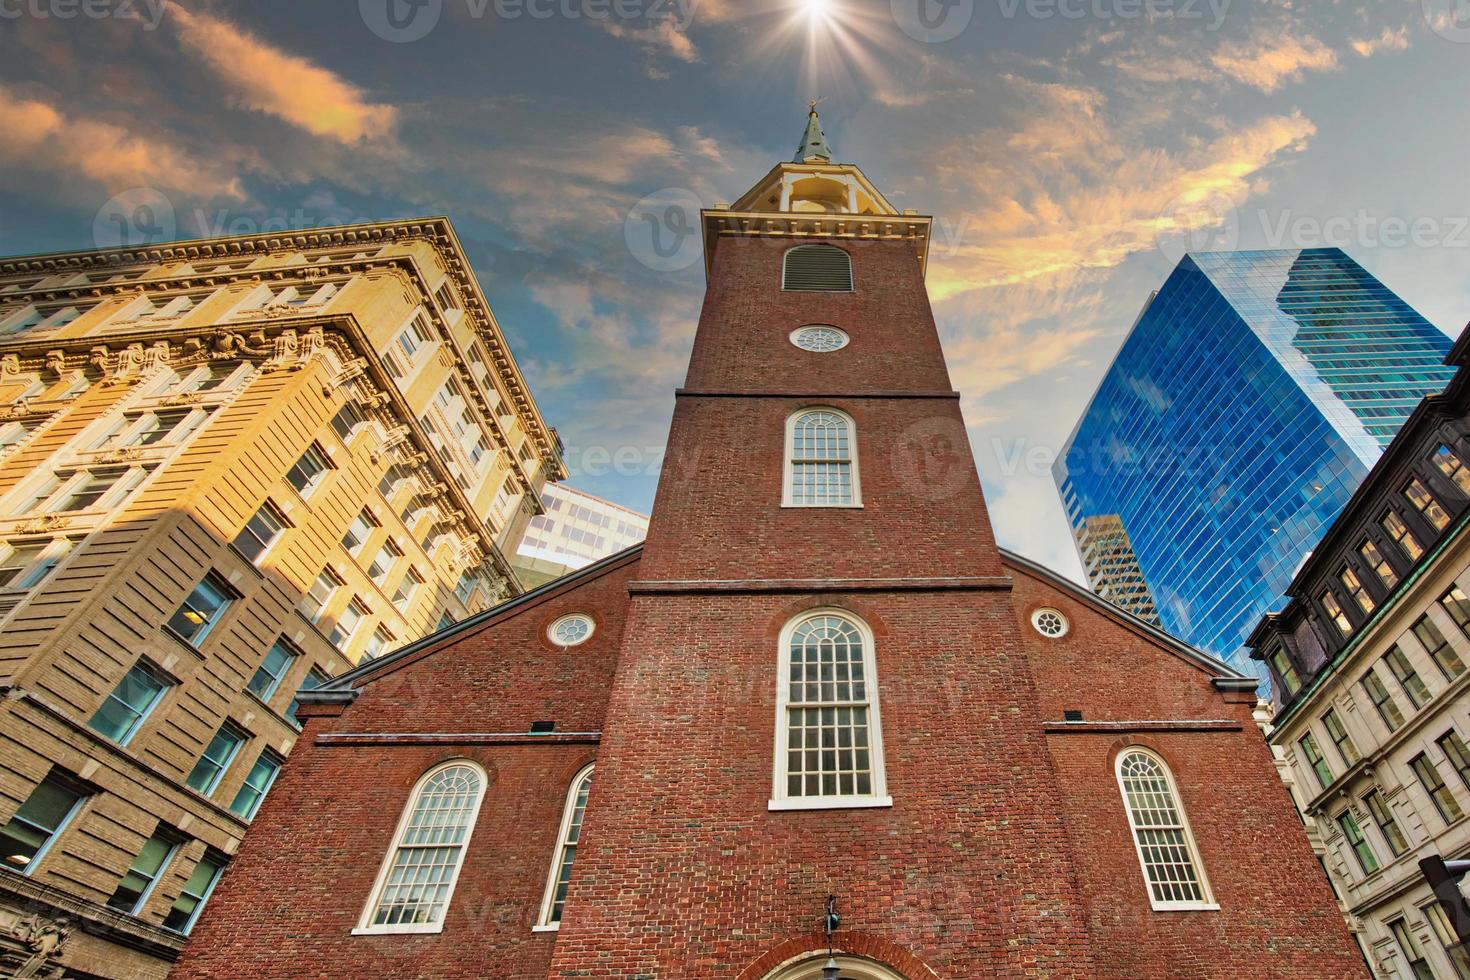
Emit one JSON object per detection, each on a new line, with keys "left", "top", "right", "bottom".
{"left": 534, "top": 763, "right": 593, "bottom": 931}
{"left": 1114, "top": 747, "right": 1218, "bottom": 912}
{"left": 354, "top": 759, "right": 488, "bottom": 936}
{"left": 0, "top": 537, "right": 78, "bottom": 594}
{"left": 781, "top": 407, "right": 862, "bottom": 509}
{"left": 770, "top": 609, "right": 890, "bottom": 811}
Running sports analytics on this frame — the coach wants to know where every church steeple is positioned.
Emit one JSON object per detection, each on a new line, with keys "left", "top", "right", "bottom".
{"left": 793, "top": 102, "right": 833, "bottom": 163}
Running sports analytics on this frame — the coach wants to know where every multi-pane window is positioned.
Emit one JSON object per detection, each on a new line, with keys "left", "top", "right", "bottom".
{"left": 299, "top": 568, "right": 343, "bottom": 625}
{"left": 1435, "top": 444, "right": 1470, "bottom": 496}
{"left": 286, "top": 443, "right": 332, "bottom": 498}
{"left": 1299, "top": 732, "right": 1333, "bottom": 790}
{"left": 247, "top": 640, "right": 297, "bottom": 701}
{"left": 773, "top": 612, "right": 887, "bottom": 806}
{"left": 1391, "top": 918, "right": 1437, "bottom": 980}
{"left": 330, "top": 402, "right": 367, "bottom": 441}
{"left": 785, "top": 409, "right": 858, "bottom": 507}
{"left": 1438, "top": 730, "right": 1470, "bottom": 791}
{"left": 185, "top": 724, "right": 245, "bottom": 795}
{"left": 538, "top": 765, "right": 592, "bottom": 928}
{"left": 128, "top": 410, "right": 196, "bottom": 447}
{"left": 1340, "top": 568, "right": 1374, "bottom": 614}
{"left": 1359, "top": 540, "right": 1399, "bottom": 589}
{"left": 378, "top": 464, "right": 412, "bottom": 499}
{"left": 1384, "top": 647, "right": 1431, "bottom": 709}
{"left": 782, "top": 243, "right": 854, "bottom": 292}
{"left": 330, "top": 598, "right": 368, "bottom": 650}
{"left": 360, "top": 761, "right": 486, "bottom": 932}
{"left": 162, "top": 855, "right": 225, "bottom": 934}
{"left": 1410, "top": 754, "right": 1464, "bottom": 824}
{"left": 1115, "top": 750, "right": 1213, "bottom": 909}
{"left": 1362, "top": 670, "right": 1406, "bottom": 731}
{"left": 1405, "top": 479, "right": 1452, "bottom": 531}
{"left": 1383, "top": 510, "right": 1425, "bottom": 561}
{"left": 232, "top": 500, "right": 287, "bottom": 563}
{"left": 364, "top": 626, "right": 394, "bottom": 660}
{"left": 0, "top": 538, "right": 75, "bottom": 593}
{"left": 228, "top": 752, "right": 282, "bottom": 820}
{"left": 341, "top": 509, "right": 379, "bottom": 555}
{"left": 0, "top": 775, "right": 86, "bottom": 874}
{"left": 367, "top": 540, "right": 403, "bottom": 584}
{"left": 167, "top": 573, "right": 235, "bottom": 645}
{"left": 1441, "top": 587, "right": 1470, "bottom": 639}
{"left": 1364, "top": 790, "right": 1409, "bottom": 856}
{"left": 1321, "top": 591, "right": 1352, "bottom": 637}
{"left": 38, "top": 467, "right": 146, "bottom": 513}
{"left": 1322, "top": 709, "right": 1359, "bottom": 766}
{"left": 392, "top": 568, "right": 424, "bottom": 612}
{"left": 107, "top": 831, "right": 177, "bottom": 914}
{"left": 1416, "top": 614, "right": 1466, "bottom": 681}
{"left": 1337, "top": 810, "right": 1378, "bottom": 875}
{"left": 1424, "top": 901, "right": 1470, "bottom": 979}
{"left": 89, "top": 662, "right": 169, "bottom": 744}
{"left": 1269, "top": 649, "right": 1302, "bottom": 696}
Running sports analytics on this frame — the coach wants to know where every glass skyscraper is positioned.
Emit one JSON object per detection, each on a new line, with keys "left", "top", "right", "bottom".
{"left": 1054, "top": 248, "right": 1456, "bottom": 676}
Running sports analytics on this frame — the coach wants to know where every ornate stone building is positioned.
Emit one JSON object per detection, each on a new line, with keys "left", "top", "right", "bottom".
{"left": 175, "top": 113, "right": 1364, "bottom": 978}
{"left": 0, "top": 219, "right": 563, "bottom": 977}
{"left": 1251, "top": 334, "right": 1470, "bottom": 979}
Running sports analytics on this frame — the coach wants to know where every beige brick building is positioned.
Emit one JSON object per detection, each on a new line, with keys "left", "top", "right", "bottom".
{"left": 0, "top": 219, "right": 564, "bottom": 978}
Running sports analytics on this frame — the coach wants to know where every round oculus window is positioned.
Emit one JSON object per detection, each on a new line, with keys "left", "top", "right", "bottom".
{"left": 1031, "top": 607, "right": 1069, "bottom": 638}
{"left": 548, "top": 614, "right": 595, "bottom": 646}
{"left": 790, "top": 325, "right": 849, "bottom": 352}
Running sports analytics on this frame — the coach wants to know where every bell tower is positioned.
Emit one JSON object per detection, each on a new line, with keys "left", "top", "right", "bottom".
{"left": 548, "top": 111, "right": 1095, "bottom": 978}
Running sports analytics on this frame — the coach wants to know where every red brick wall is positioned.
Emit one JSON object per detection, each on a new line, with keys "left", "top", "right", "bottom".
{"left": 170, "top": 553, "right": 639, "bottom": 980}
{"left": 1010, "top": 564, "right": 1367, "bottom": 978}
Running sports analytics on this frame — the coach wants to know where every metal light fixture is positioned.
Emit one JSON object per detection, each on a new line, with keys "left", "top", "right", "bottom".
{"left": 821, "top": 956, "right": 840, "bottom": 980}
{"left": 821, "top": 895, "right": 841, "bottom": 980}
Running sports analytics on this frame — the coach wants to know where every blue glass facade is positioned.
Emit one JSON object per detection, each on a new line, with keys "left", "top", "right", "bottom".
{"left": 1054, "top": 248, "right": 1455, "bottom": 676}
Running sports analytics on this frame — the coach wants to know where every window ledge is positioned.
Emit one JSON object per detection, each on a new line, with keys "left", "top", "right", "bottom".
{"left": 351, "top": 924, "right": 444, "bottom": 936}
{"left": 779, "top": 503, "right": 864, "bottom": 510}
{"left": 531, "top": 923, "right": 560, "bottom": 933}
{"left": 769, "top": 795, "right": 892, "bottom": 812}
{"left": 1149, "top": 902, "right": 1221, "bottom": 913}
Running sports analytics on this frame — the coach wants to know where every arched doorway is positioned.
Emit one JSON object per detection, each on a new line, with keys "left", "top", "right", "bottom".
{"left": 762, "top": 953, "right": 908, "bottom": 980}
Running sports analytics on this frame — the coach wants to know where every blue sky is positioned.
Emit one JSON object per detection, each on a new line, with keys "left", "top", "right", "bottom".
{"left": 2, "top": 0, "right": 1468, "bottom": 579}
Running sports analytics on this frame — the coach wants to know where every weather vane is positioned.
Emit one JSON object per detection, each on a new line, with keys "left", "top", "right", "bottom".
{"left": 808, "top": 97, "right": 825, "bottom": 112}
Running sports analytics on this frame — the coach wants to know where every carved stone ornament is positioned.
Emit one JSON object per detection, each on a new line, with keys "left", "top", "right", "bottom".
{"left": 0, "top": 354, "right": 20, "bottom": 378}
{"left": 0, "top": 911, "right": 73, "bottom": 979}
{"left": 42, "top": 351, "right": 65, "bottom": 377}
{"left": 14, "top": 515, "right": 70, "bottom": 535}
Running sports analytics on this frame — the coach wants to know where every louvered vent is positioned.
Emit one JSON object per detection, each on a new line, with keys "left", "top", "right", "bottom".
{"left": 782, "top": 244, "right": 853, "bottom": 292}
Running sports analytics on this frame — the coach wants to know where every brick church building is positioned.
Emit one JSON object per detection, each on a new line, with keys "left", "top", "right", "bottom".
{"left": 173, "top": 112, "right": 1366, "bottom": 978}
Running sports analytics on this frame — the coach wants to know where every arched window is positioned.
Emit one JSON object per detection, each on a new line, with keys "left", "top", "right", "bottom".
{"left": 771, "top": 610, "right": 889, "bottom": 810}
{"left": 356, "top": 760, "right": 486, "bottom": 934}
{"left": 782, "top": 244, "right": 853, "bottom": 292}
{"left": 762, "top": 954, "right": 908, "bottom": 979}
{"left": 1115, "top": 749, "right": 1216, "bottom": 910}
{"left": 536, "top": 764, "right": 593, "bottom": 930}
{"left": 784, "top": 408, "right": 861, "bottom": 508}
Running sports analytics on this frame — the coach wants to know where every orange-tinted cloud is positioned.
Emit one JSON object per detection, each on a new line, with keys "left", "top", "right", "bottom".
{"left": 1210, "top": 33, "right": 1339, "bottom": 92}
{"left": 170, "top": 4, "right": 397, "bottom": 143}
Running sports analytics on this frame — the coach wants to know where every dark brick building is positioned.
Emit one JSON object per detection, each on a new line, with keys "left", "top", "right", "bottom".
{"left": 172, "top": 113, "right": 1366, "bottom": 979}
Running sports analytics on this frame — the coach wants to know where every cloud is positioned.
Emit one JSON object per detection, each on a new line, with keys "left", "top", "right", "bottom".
{"left": 0, "top": 85, "right": 243, "bottom": 198}
{"left": 1210, "top": 33, "right": 1339, "bottom": 92}
{"left": 1351, "top": 26, "right": 1410, "bottom": 57}
{"left": 170, "top": 4, "right": 398, "bottom": 143}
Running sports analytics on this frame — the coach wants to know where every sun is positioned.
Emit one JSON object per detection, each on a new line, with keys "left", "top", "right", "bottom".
{"left": 803, "top": 0, "right": 835, "bottom": 24}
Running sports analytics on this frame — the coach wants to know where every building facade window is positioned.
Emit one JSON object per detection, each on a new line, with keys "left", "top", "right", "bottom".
{"left": 1362, "top": 670, "right": 1406, "bottom": 731}
{"left": 1299, "top": 732, "right": 1333, "bottom": 790}
{"left": 0, "top": 537, "right": 76, "bottom": 594}
{"left": 1434, "top": 444, "right": 1470, "bottom": 496}
{"left": 341, "top": 509, "right": 379, "bottom": 555}
{"left": 771, "top": 610, "right": 889, "bottom": 810}
{"left": 1424, "top": 901, "right": 1470, "bottom": 979}
{"left": 1337, "top": 810, "right": 1379, "bottom": 875}
{"left": 784, "top": 408, "right": 860, "bottom": 508}
{"left": 1384, "top": 647, "right": 1431, "bottom": 709}
{"left": 782, "top": 244, "right": 853, "bottom": 292}
{"left": 364, "top": 626, "right": 394, "bottom": 660}
{"left": 392, "top": 568, "right": 424, "bottom": 612}
{"left": 1383, "top": 510, "right": 1425, "bottom": 562}
{"left": 330, "top": 402, "right": 368, "bottom": 441}
{"left": 1410, "top": 754, "right": 1464, "bottom": 824}
{"left": 1269, "top": 648, "right": 1302, "bottom": 696}
{"left": 233, "top": 500, "right": 288, "bottom": 563}
{"left": 167, "top": 572, "right": 235, "bottom": 646}
{"left": 358, "top": 761, "right": 487, "bottom": 934}
{"left": 537, "top": 764, "right": 592, "bottom": 929}
{"left": 0, "top": 775, "right": 87, "bottom": 875}
{"left": 1441, "top": 587, "right": 1470, "bottom": 639}
{"left": 185, "top": 724, "right": 246, "bottom": 796}
{"left": 1322, "top": 709, "right": 1359, "bottom": 766}
{"left": 1416, "top": 614, "right": 1466, "bottom": 680}
{"left": 1390, "top": 918, "right": 1437, "bottom": 980}
{"left": 1437, "top": 730, "right": 1470, "bottom": 791}
{"left": 89, "top": 661, "right": 169, "bottom": 745}
{"left": 247, "top": 639, "right": 297, "bottom": 702}
{"left": 330, "top": 598, "right": 368, "bottom": 650}
{"left": 1405, "top": 479, "right": 1451, "bottom": 531}
{"left": 1364, "top": 790, "right": 1409, "bottom": 856}
{"left": 367, "top": 540, "right": 403, "bottom": 584}
{"left": 1115, "top": 749, "right": 1215, "bottom": 910}
{"left": 1359, "top": 539, "right": 1399, "bottom": 588}
{"left": 107, "top": 831, "right": 177, "bottom": 914}
{"left": 1340, "top": 567, "right": 1375, "bottom": 614}
{"left": 1321, "top": 591, "right": 1352, "bottom": 636}
{"left": 228, "top": 752, "right": 283, "bottom": 820}
{"left": 790, "top": 324, "right": 850, "bottom": 352}
{"left": 300, "top": 568, "right": 343, "bottom": 625}
{"left": 162, "top": 855, "right": 225, "bottom": 934}
{"left": 286, "top": 443, "right": 332, "bottom": 498}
